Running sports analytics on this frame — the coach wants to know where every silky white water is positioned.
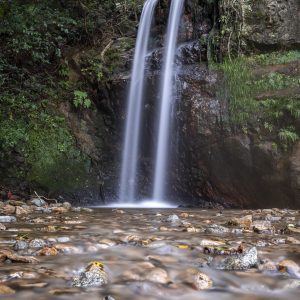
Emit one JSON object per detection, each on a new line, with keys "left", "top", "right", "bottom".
{"left": 153, "top": 0, "right": 184, "bottom": 200}
{"left": 119, "top": 0, "right": 158, "bottom": 202}
{"left": 99, "top": 200, "right": 176, "bottom": 208}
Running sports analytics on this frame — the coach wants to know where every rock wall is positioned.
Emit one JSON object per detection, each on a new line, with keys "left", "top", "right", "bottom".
{"left": 86, "top": 0, "right": 300, "bottom": 208}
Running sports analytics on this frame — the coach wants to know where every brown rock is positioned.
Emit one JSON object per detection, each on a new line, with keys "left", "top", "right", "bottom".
{"left": 1, "top": 204, "right": 15, "bottom": 214}
{"left": 52, "top": 207, "right": 68, "bottom": 214}
{"left": 180, "top": 213, "right": 189, "bottom": 218}
{"left": 0, "top": 249, "right": 38, "bottom": 263}
{"left": 0, "top": 223, "right": 6, "bottom": 231}
{"left": 7, "top": 200, "right": 24, "bottom": 206}
{"left": 15, "top": 206, "right": 30, "bottom": 216}
{"left": 145, "top": 268, "right": 170, "bottom": 284}
{"left": 37, "top": 247, "right": 58, "bottom": 256}
{"left": 178, "top": 268, "right": 213, "bottom": 290}
{"left": 252, "top": 220, "right": 274, "bottom": 234}
{"left": 286, "top": 237, "right": 300, "bottom": 244}
{"left": 0, "top": 285, "right": 15, "bottom": 295}
{"left": 228, "top": 215, "right": 252, "bottom": 229}
{"left": 278, "top": 259, "right": 300, "bottom": 274}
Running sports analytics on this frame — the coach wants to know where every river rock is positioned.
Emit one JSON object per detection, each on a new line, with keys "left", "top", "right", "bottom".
{"left": 37, "top": 247, "right": 58, "bottom": 256}
{"left": 81, "top": 208, "right": 93, "bottom": 212}
{"left": 0, "top": 223, "right": 6, "bottom": 230}
{"left": 35, "top": 207, "right": 52, "bottom": 213}
{"left": 29, "top": 239, "right": 47, "bottom": 248}
{"left": 286, "top": 237, "right": 300, "bottom": 244}
{"left": 14, "top": 240, "right": 29, "bottom": 251}
{"left": 71, "top": 207, "right": 81, "bottom": 212}
{"left": 55, "top": 244, "right": 82, "bottom": 254}
{"left": 7, "top": 200, "right": 24, "bottom": 206}
{"left": 15, "top": 206, "right": 30, "bottom": 215}
{"left": 252, "top": 220, "right": 274, "bottom": 234}
{"left": 103, "top": 296, "right": 116, "bottom": 300}
{"left": 166, "top": 214, "right": 181, "bottom": 224}
{"left": 1, "top": 204, "right": 15, "bottom": 214}
{"left": 278, "top": 259, "right": 300, "bottom": 278}
{"left": 228, "top": 215, "right": 252, "bottom": 229}
{"left": 145, "top": 268, "right": 170, "bottom": 284}
{"left": 258, "top": 258, "right": 277, "bottom": 272}
{"left": 213, "top": 247, "right": 258, "bottom": 270}
{"left": 57, "top": 237, "right": 70, "bottom": 243}
{"left": 205, "top": 224, "right": 230, "bottom": 234}
{"left": 178, "top": 268, "right": 213, "bottom": 290}
{"left": 52, "top": 207, "right": 68, "bottom": 213}
{"left": 30, "top": 198, "right": 47, "bottom": 207}
{"left": 0, "top": 284, "right": 15, "bottom": 295}
{"left": 72, "top": 269, "right": 108, "bottom": 287}
{"left": 62, "top": 202, "right": 72, "bottom": 209}
{"left": 0, "top": 216, "right": 16, "bottom": 223}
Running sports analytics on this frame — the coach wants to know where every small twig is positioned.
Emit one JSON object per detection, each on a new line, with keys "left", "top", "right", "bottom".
{"left": 100, "top": 40, "right": 114, "bottom": 61}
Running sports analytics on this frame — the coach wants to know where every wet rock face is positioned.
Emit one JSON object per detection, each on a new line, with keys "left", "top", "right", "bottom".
{"left": 245, "top": 0, "right": 300, "bottom": 49}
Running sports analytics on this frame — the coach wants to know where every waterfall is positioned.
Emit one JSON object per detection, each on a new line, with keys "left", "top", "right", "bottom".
{"left": 153, "top": 0, "right": 184, "bottom": 200}
{"left": 119, "top": 0, "right": 158, "bottom": 202}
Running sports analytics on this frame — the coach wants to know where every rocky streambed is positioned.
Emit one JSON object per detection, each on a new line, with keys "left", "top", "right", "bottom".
{"left": 0, "top": 199, "right": 300, "bottom": 299}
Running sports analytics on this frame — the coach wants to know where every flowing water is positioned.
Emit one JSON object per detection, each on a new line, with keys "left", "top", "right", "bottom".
{"left": 153, "top": 0, "right": 184, "bottom": 200}
{"left": 119, "top": 0, "right": 158, "bottom": 203}
{"left": 1, "top": 208, "right": 299, "bottom": 300}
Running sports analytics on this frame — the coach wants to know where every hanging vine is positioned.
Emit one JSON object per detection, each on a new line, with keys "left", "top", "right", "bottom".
{"left": 219, "top": 0, "right": 252, "bottom": 60}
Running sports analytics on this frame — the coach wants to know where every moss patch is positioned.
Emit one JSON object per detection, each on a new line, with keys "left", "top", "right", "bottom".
{"left": 214, "top": 50, "right": 300, "bottom": 148}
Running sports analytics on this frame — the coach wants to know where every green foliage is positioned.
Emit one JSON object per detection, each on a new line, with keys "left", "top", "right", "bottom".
{"left": 215, "top": 57, "right": 259, "bottom": 125}
{"left": 215, "top": 50, "right": 300, "bottom": 148}
{"left": 0, "top": 90, "right": 91, "bottom": 193}
{"left": 252, "top": 51, "right": 300, "bottom": 66}
{"left": 0, "top": 0, "right": 145, "bottom": 193}
{"left": 73, "top": 90, "right": 92, "bottom": 109}
{"left": 255, "top": 73, "right": 300, "bottom": 92}
{"left": 279, "top": 127, "right": 299, "bottom": 147}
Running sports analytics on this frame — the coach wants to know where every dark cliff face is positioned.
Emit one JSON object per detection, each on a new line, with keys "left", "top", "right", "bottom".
{"left": 69, "top": 0, "right": 300, "bottom": 208}
{"left": 2, "top": 0, "right": 299, "bottom": 208}
{"left": 97, "top": 0, "right": 300, "bottom": 208}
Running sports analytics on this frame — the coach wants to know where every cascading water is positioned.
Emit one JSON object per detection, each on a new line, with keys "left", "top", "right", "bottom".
{"left": 119, "top": 0, "right": 158, "bottom": 203}
{"left": 153, "top": 0, "right": 184, "bottom": 201}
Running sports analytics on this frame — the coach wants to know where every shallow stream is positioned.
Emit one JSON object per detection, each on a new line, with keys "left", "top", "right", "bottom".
{"left": 0, "top": 208, "right": 300, "bottom": 299}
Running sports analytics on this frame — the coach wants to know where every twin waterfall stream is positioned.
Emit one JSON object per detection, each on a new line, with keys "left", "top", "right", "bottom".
{"left": 119, "top": 0, "right": 184, "bottom": 205}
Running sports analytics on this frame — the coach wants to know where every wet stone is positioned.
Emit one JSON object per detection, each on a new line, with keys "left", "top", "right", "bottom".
{"left": 35, "top": 207, "right": 52, "bottom": 213}
{"left": 62, "top": 202, "right": 72, "bottom": 209}
{"left": 286, "top": 237, "right": 300, "bottom": 244}
{"left": 0, "top": 216, "right": 16, "bottom": 223}
{"left": 179, "top": 268, "right": 213, "bottom": 290}
{"left": 71, "top": 207, "right": 81, "bottom": 212}
{"left": 81, "top": 208, "right": 93, "bottom": 213}
{"left": 228, "top": 215, "right": 252, "bottom": 229}
{"left": 252, "top": 220, "right": 274, "bottom": 234}
{"left": 29, "top": 239, "right": 47, "bottom": 248}
{"left": 30, "top": 198, "right": 47, "bottom": 207}
{"left": 0, "top": 223, "right": 6, "bottom": 230}
{"left": 14, "top": 240, "right": 29, "bottom": 251}
{"left": 37, "top": 247, "right": 58, "bottom": 256}
{"left": 205, "top": 224, "right": 230, "bottom": 234}
{"left": 72, "top": 269, "right": 108, "bottom": 287}
{"left": 103, "top": 296, "right": 116, "bottom": 300}
{"left": 278, "top": 260, "right": 300, "bottom": 278}
{"left": 145, "top": 268, "right": 170, "bottom": 284}
{"left": 1, "top": 204, "right": 15, "bottom": 214}
{"left": 213, "top": 247, "right": 258, "bottom": 270}
{"left": 166, "top": 214, "right": 180, "bottom": 222}
{"left": 0, "top": 284, "right": 16, "bottom": 295}
{"left": 57, "top": 237, "right": 70, "bottom": 243}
